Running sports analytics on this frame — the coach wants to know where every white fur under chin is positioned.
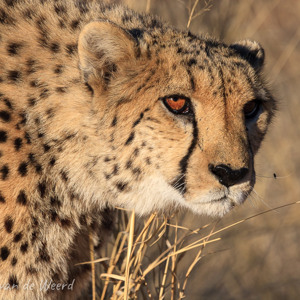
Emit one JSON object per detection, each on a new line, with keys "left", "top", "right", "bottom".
{"left": 114, "top": 176, "right": 184, "bottom": 215}
{"left": 114, "top": 175, "right": 252, "bottom": 217}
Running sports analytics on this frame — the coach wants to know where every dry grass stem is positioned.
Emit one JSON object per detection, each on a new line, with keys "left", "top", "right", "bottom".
{"left": 187, "top": 0, "right": 212, "bottom": 29}
{"left": 145, "top": 0, "right": 151, "bottom": 13}
{"left": 89, "top": 230, "right": 96, "bottom": 300}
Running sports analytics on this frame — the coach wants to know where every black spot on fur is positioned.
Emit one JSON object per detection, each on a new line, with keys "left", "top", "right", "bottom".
{"left": 18, "top": 162, "right": 28, "bottom": 176}
{"left": 8, "top": 275, "right": 18, "bottom": 288}
{"left": 56, "top": 86, "right": 67, "bottom": 93}
{"left": 4, "top": 216, "right": 13, "bottom": 233}
{"left": 132, "top": 148, "right": 139, "bottom": 157}
{"left": 0, "top": 110, "right": 11, "bottom": 122}
{"left": 18, "top": 113, "right": 27, "bottom": 126}
{"left": 50, "top": 42, "right": 60, "bottom": 53}
{"left": 14, "top": 138, "right": 23, "bottom": 151}
{"left": 125, "top": 132, "right": 135, "bottom": 145}
{"left": 60, "top": 171, "right": 68, "bottom": 182}
{"left": 31, "top": 231, "right": 38, "bottom": 243}
{"left": 7, "top": 42, "right": 22, "bottom": 56}
{"left": 17, "top": 190, "right": 27, "bottom": 205}
{"left": 145, "top": 157, "right": 151, "bottom": 165}
{"left": 3, "top": 98, "right": 13, "bottom": 109}
{"left": 40, "top": 88, "right": 49, "bottom": 99}
{"left": 187, "top": 58, "right": 197, "bottom": 66}
{"left": 79, "top": 214, "right": 87, "bottom": 225}
{"left": 28, "top": 152, "right": 35, "bottom": 163}
{"left": 8, "top": 70, "right": 21, "bottom": 83}
{"left": 11, "top": 257, "right": 17, "bottom": 266}
{"left": 60, "top": 218, "right": 71, "bottom": 227}
{"left": 4, "top": 0, "right": 18, "bottom": 7}
{"left": 26, "top": 266, "right": 37, "bottom": 274}
{"left": 70, "top": 19, "right": 80, "bottom": 30}
{"left": 0, "top": 130, "right": 8, "bottom": 142}
{"left": 66, "top": 44, "right": 77, "bottom": 55}
{"left": 23, "top": 8, "right": 34, "bottom": 20}
{"left": 50, "top": 196, "right": 61, "bottom": 207}
{"left": 54, "top": 4, "right": 66, "bottom": 15}
{"left": 126, "top": 160, "right": 132, "bottom": 169}
{"left": 116, "top": 182, "right": 128, "bottom": 192}
{"left": 111, "top": 116, "right": 117, "bottom": 127}
{"left": 187, "top": 69, "right": 195, "bottom": 91}
{"left": 58, "top": 19, "right": 66, "bottom": 28}
{"left": 133, "top": 112, "right": 144, "bottom": 128}
{"left": 0, "top": 246, "right": 10, "bottom": 261}
{"left": 24, "top": 132, "right": 31, "bottom": 144}
{"left": 20, "top": 242, "right": 28, "bottom": 254}
{"left": 43, "top": 144, "right": 50, "bottom": 152}
{"left": 0, "top": 165, "right": 9, "bottom": 180}
{"left": 50, "top": 210, "right": 57, "bottom": 222}
{"left": 38, "top": 182, "right": 46, "bottom": 198}
{"left": 13, "top": 232, "right": 22, "bottom": 243}
{"left": 0, "top": 192, "right": 5, "bottom": 203}
{"left": 35, "top": 164, "right": 42, "bottom": 174}
{"left": 39, "top": 243, "right": 50, "bottom": 262}
{"left": 30, "top": 80, "right": 39, "bottom": 88}
{"left": 49, "top": 157, "right": 56, "bottom": 166}
{"left": 54, "top": 64, "right": 63, "bottom": 74}
{"left": 132, "top": 167, "right": 141, "bottom": 178}
{"left": 0, "top": 8, "right": 15, "bottom": 25}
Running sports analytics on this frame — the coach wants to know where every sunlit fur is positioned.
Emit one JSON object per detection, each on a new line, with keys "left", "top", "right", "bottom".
{"left": 0, "top": 0, "right": 275, "bottom": 299}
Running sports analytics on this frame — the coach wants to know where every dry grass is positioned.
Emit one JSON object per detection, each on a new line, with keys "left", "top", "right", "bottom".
{"left": 83, "top": 201, "right": 300, "bottom": 299}
{"left": 81, "top": 0, "right": 300, "bottom": 298}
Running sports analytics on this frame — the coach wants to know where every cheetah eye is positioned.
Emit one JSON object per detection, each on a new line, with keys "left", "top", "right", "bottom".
{"left": 162, "top": 95, "right": 191, "bottom": 115}
{"left": 243, "top": 100, "right": 261, "bottom": 119}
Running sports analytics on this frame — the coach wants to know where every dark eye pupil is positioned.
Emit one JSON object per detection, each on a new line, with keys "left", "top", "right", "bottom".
{"left": 244, "top": 100, "right": 259, "bottom": 118}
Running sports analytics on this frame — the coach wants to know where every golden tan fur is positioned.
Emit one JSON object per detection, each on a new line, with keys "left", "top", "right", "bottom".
{"left": 0, "top": 0, "right": 275, "bottom": 299}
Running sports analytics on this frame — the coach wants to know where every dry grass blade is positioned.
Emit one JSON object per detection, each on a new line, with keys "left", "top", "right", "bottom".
{"left": 100, "top": 220, "right": 132, "bottom": 300}
{"left": 124, "top": 210, "right": 135, "bottom": 299}
{"left": 146, "top": 0, "right": 151, "bottom": 13}
{"left": 74, "top": 257, "right": 109, "bottom": 266}
{"left": 89, "top": 230, "right": 96, "bottom": 300}
{"left": 171, "top": 217, "right": 178, "bottom": 300}
{"left": 158, "top": 245, "right": 171, "bottom": 299}
{"left": 179, "top": 222, "right": 217, "bottom": 298}
{"left": 187, "top": 0, "right": 212, "bottom": 29}
{"left": 100, "top": 273, "right": 126, "bottom": 281}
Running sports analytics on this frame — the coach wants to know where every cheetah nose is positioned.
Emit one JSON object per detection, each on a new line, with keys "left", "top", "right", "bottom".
{"left": 208, "top": 164, "right": 249, "bottom": 188}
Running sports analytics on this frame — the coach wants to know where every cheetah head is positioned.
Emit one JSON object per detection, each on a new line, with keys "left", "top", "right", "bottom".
{"left": 75, "top": 20, "right": 276, "bottom": 217}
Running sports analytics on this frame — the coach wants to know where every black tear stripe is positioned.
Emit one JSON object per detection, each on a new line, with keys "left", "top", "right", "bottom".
{"left": 172, "top": 117, "right": 198, "bottom": 194}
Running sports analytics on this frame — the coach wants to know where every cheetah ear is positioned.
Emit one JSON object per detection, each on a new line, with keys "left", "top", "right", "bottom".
{"left": 229, "top": 40, "right": 265, "bottom": 72}
{"left": 78, "top": 21, "right": 136, "bottom": 90}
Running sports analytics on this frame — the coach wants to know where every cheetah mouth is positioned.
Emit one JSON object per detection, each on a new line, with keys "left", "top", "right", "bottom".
{"left": 211, "top": 196, "right": 227, "bottom": 203}
{"left": 195, "top": 196, "right": 235, "bottom": 206}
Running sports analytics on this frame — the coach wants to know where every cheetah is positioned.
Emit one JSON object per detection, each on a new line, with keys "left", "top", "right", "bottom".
{"left": 0, "top": 0, "right": 276, "bottom": 299}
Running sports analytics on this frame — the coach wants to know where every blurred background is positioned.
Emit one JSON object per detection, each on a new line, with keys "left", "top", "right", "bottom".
{"left": 99, "top": 0, "right": 300, "bottom": 298}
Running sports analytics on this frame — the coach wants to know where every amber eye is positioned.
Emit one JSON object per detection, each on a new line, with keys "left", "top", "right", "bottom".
{"left": 163, "top": 96, "right": 191, "bottom": 115}
{"left": 243, "top": 100, "right": 260, "bottom": 119}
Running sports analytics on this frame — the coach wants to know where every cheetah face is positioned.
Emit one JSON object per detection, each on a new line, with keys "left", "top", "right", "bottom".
{"left": 78, "top": 22, "right": 275, "bottom": 217}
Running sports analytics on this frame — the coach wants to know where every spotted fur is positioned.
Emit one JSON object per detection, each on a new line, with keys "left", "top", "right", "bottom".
{"left": 0, "top": 0, "right": 275, "bottom": 299}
